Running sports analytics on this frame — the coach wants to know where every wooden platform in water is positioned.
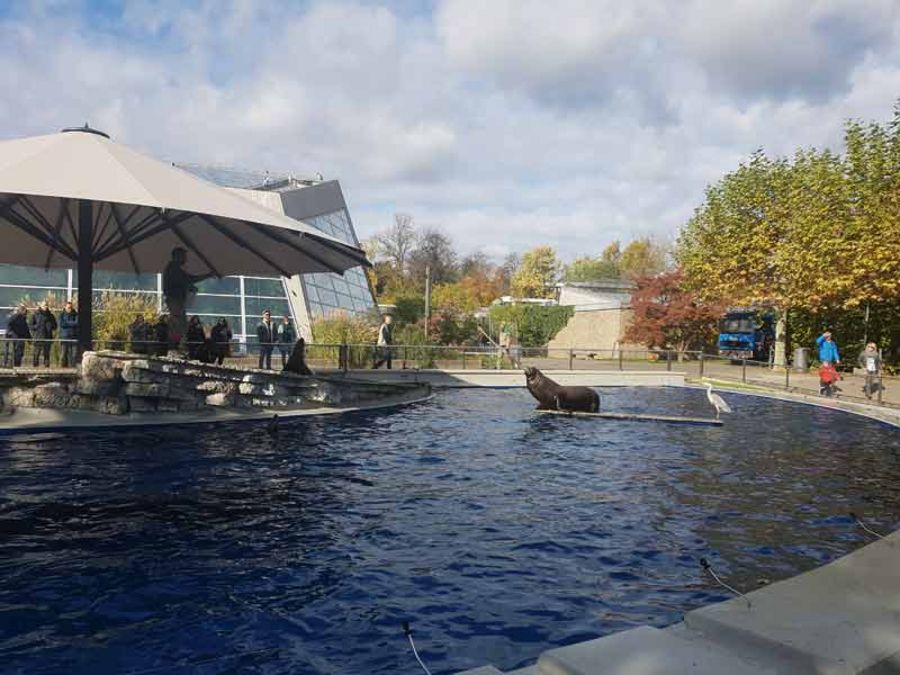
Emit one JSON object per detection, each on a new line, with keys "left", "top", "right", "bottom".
{"left": 536, "top": 409, "right": 724, "bottom": 426}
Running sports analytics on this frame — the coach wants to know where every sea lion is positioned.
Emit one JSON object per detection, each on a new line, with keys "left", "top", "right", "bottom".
{"left": 524, "top": 366, "right": 599, "bottom": 413}
{"left": 283, "top": 337, "right": 313, "bottom": 376}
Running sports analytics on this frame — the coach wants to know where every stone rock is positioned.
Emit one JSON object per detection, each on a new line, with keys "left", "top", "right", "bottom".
{"left": 196, "top": 380, "right": 237, "bottom": 394}
{"left": 238, "top": 382, "right": 284, "bottom": 397}
{"left": 124, "top": 382, "right": 171, "bottom": 398}
{"left": 128, "top": 397, "right": 158, "bottom": 412}
{"left": 205, "top": 392, "right": 235, "bottom": 407}
{"left": 32, "top": 382, "right": 79, "bottom": 409}
{"left": 5, "top": 387, "right": 36, "bottom": 408}
{"left": 81, "top": 351, "right": 125, "bottom": 383}
{"left": 121, "top": 361, "right": 157, "bottom": 382}
{"left": 93, "top": 396, "right": 129, "bottom": 415}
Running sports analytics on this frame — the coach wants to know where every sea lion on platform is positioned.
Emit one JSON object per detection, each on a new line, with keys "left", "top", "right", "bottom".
{"left": 524, "top": 366, "right": 599, "bottom": 413}
{"left": 283, "top": 338, "right": 313, "bottom": 376}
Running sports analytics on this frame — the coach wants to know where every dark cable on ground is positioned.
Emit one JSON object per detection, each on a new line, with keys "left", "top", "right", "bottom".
{"left": 402, "top": 621, "right": 433, "bottom": 675}
{"left": 700, "top": 557, "right": 752, "bottom": 608}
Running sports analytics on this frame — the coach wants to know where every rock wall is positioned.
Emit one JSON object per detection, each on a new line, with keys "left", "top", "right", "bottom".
{"left": 1, "top": 351, "right": 426, "bottom": 416}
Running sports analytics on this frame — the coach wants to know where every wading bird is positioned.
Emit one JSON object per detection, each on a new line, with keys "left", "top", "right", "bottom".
{"left": 705, "top": 383, "right": 732, "bottom": 420}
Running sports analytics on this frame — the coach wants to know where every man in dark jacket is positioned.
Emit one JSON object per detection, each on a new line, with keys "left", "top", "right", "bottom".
{"left": 210, "top": 318, "right": 233, "bottom": 366}
{"left": 4, "top": 304, "right": 30, "bottom": 367}
{"left": 256, "top": 310, "right": 276, "bottom": 369}
{"left": 58, "top": 300, "right": 78, "bottom": 367}
{"left": 30, "top": 301, "right": 57, "bottom": 367}
{"left": 276, "top": 314, "right": 297, "bottom": 368}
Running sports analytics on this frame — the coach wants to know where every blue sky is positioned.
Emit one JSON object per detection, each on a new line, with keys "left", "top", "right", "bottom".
{"left": 1, "top": 1, "right": 899, "bottom": 260}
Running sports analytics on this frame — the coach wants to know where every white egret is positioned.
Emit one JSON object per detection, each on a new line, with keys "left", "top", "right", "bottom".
{"left": 705, "top": 383, "right": 732, "bottom": 420}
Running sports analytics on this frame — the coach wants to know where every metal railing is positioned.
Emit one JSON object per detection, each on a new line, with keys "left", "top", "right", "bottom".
{"left": 0, "top": 339, "right": 894, "bottom": 409}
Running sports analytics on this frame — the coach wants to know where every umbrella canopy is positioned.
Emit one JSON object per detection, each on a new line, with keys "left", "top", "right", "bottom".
{"left": 0, "top": 126, "right": 370, "bottom": 350}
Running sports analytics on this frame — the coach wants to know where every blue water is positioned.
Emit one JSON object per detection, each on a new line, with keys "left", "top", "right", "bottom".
{"left": 0, "top": 387, "right": 898, "bottom": 675}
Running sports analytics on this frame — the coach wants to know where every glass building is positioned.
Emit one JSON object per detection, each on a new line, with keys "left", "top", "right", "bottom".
{"left": 0, "top": 170, "right": 376, "bottom": 345}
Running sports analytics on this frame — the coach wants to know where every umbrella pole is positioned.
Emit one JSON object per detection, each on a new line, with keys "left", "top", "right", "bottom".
{"left": 77, "top": 199, "right": 93, "bottom": 355}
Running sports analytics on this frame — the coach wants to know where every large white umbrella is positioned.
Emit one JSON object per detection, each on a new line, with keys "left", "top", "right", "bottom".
{"left": 0, "top": 126, "right": 370, "bottom": 350}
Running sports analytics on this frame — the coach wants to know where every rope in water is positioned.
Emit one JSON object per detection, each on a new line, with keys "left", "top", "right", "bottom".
{"left": 700, "top": 558, "right": 752, "bottom": 608}
{"left": 403, "top": 621, "right": 433, "bottom": 675}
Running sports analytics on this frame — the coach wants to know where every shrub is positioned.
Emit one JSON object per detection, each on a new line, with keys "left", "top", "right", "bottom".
{"left": 487, "top": 304, "right": 574, "bottom": 347}
{"left": 91, "top": 291, "right": 158, "bottom": 349}
{"left": 310, "top": 313, "right": 378, "bottom": 368}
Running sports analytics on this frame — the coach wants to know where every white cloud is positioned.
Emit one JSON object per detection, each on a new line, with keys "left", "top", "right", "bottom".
{"left": 0, "top": 0, "right": 898, "bottom": 261}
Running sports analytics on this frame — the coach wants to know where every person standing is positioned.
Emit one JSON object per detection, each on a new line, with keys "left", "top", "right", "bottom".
{"left": 816, "top": 330, "right": 840, "bottom": 366}
{"left": 186, "top": 316, "right": 206, "bottom": 360}
{"left": 29, "top": 301, "right": 57, "bottom": 367}
{"left": 4, "top": 304, "right": 30, "bottom": 367}
{"left": 130, "top": 314, "right": 148, "bottom": 354}
{"left": 58, "top": 300, "right": 79, "bottom": 367}
{"left": 210, "top": 319, "right": 233, "bottom": 366}
{"left": 276, "top": 314, "right": 297, "bottom": 368}
{"left": 373, "top": 314, "right": 393, "bottom": 369}
{"left": 256, "top": 310, "right": 276, "bottom": 370}
{"left": 162, "top": 247, "right": 203, "bottom": 351}
{"left": 857, "top": 342, "right": 882, "bottom": 400}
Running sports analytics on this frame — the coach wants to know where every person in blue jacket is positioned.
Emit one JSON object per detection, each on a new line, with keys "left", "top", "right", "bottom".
{"left": 816, "top": 330, "right": 840, "bottom": 365}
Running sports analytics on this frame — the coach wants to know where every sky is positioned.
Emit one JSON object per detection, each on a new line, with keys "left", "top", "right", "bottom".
{"left": 1, "top": 0, "right": 899, "bottom": 261}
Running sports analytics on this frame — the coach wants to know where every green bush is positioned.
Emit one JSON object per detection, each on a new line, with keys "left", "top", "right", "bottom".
{"left": 393, "top": 294, "right": 425, "bottom": 325}
{"left": 487, "top": 304, "right": 574, "bottom": 347}
{"left": 91, "top": 291, "right": 158, "bottom": 349}
{"left": 310, "top": 313, "right": 378, "bottom": 368}
{"left": 393, "top": 323, "right": 438, "bottom": 368}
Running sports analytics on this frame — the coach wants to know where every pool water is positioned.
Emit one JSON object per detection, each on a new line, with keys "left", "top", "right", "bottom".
{"left": 0, "top": 387, "right": 898, "bottom": 674}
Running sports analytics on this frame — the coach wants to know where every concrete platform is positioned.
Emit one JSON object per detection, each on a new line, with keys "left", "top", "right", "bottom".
{"left": 684, "top": 531, "right": 900, "bottom": 674}
{"left": 537, "top": 626, "right": 774, "bottom": 675}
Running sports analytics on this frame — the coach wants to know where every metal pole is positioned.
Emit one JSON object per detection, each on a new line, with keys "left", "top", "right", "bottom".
{"left": 618, "top": 348, "right": 624, "bottom": 371}
{"left": 462, "top": 349, "right": 467, "bottom": 370}
{"left": 424, "top": 264, "right": 431, "bottom": 340}
{"left": 742, "top": 358, "right": 747, "bottom": 383}
{"left": 77, "top": 199, "right": 93, "bottom": 354}
{"left": 699, "top": 352, "right": 705, "bottom": 377}
{"left": 877, "top": 374, "right": 883, "bottom": 404}
{"left": 568, "top": 348, "right": 574, "bottom": 370}
{"left": 785, "top": 363, "right": 790, "bottom": 390}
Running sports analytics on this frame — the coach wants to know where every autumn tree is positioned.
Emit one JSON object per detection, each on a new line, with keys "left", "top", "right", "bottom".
{"left": 624, "top": 269, "right": 724, "bottom": 354}
{"left": 620, "top": 237, "right": 668, "bottom": 279}
{"left": 510, "top": 245, "right": 560, "bottom": 298}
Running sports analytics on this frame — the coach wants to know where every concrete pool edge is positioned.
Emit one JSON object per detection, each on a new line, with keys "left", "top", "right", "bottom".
{"left": 458, "top": 527, "right": 900, "bottom": 675}
{"left": 0, "top": 389, "right": 434, "bottom": 434}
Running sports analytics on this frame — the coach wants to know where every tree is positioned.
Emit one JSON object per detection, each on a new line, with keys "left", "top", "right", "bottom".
{"left": 375, "top": 213, "right": 416, "bottom": 276}
{"left": 624, "top": 269, "right": 724, "bottom": 353}
{"left": 564, "top": 256, "right": 620, "bottom": 282}
{"left": 510, "top": 245, "right": 560, "bottom": 298}
{"left": 620, "top": 237, "right": 668, "bottom": 279}
{"left": 407, "top": 227, "right": 458, "bottom": 287}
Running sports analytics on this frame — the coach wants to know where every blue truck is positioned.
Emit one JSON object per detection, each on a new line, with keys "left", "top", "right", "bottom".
{"left": 717, "top": 309, "right": 775, "bottom": 361}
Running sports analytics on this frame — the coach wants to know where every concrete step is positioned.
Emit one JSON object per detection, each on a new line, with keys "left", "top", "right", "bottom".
{"left": 535, "top": 625, "right": 771, "bottom": 675}
{"left": 683, "top": 530, "right": 900, "bottom": 674}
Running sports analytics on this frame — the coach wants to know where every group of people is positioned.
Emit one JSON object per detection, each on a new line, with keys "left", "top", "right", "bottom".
{"left": 3, "top": 300, "right": 79, "bottom": 368}
{"left": 816, "top": 331, "right": 883, "bottom": 400}
{"left": 255, "top": 310, "right": 297, "bottom": 369}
